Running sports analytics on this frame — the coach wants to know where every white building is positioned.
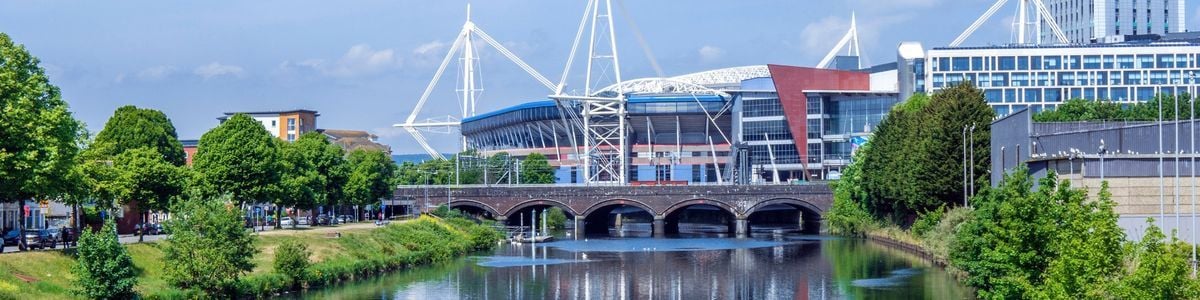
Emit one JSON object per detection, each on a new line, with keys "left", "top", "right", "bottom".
{"left": 1042, "top": 0, "right": 1186, "bottom": 44}
{"left": 901, "top": 34, "right": 1200, "bottom": 115}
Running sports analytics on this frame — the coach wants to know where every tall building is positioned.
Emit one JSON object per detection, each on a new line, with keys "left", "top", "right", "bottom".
{"left": 905, "top": 33, "right": 1200, "bottom": 116}
{"left": 217, "top": 109, "right": 319, "bottom": 141}
{"left": 1042, "top": 0, "right": 1186, "bottom": 44}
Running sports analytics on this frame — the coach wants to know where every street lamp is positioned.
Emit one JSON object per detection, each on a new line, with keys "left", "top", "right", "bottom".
{"left": 1099, "top": 139, "right": 1105, "bottom": 182}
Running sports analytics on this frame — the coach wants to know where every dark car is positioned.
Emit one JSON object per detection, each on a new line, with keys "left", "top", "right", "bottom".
{"left": 2, "top": 229, "right": 19, "bottom": 246}
{"left": 316, "top": 214, "right": 331, "bottom": 226}
{"left": 24, "top": 228, "right": 60, "bottom": 250}
{"left": 135, "top": 223, "right": 161, "bottom": 235}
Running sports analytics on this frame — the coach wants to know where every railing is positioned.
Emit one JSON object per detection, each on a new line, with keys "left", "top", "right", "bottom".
{"left": 395, "top": 181, "right": 826, "bottom": 189}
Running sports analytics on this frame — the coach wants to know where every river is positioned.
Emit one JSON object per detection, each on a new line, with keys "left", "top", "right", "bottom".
{"left": 287, "top": 232, "right": 972, "bottom": 299}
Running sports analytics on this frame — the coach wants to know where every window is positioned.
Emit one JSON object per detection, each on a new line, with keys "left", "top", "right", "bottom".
{"left": 742, "top": 96, "right": 784, "bottom": 117}
{"left": 287, "top": 133, "right": 296, "bottom": 141}
{"left": 952, "top": 57, "right": 970, "bottom": 71}
{"left": 271, "top": 120, "right": 276, "bottom": 127}
{"left": 742, "top": 120, "right": 792, "bottom": 142}
{"left": 999, "top": 56, "right": 1017, "bottom": 70}
{"left": 287, "top": 118, "right": 296, "bottom": 131}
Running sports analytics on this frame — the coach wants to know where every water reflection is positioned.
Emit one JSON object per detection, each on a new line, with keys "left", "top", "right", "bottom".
{"left": 290, "top": 236, "right": 972, "bottom": 299}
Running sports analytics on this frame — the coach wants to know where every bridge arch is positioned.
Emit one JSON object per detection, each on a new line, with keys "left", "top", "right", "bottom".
{"left": 579, "top": 198, "right": 658, "bottom": 236}
{"left": 745, "top": 198, "right": 824, "bottom": 217}
{"left": 661, "top": 198, "right": 739, "bottom": 235}
{"left": 661, "top": 198, "right": 739, "bottom": 218}
{"left": 580, "top": 198, "right": 658, "bottom": 217}
{"left": 744, "top": 197, "right": 824, "bottom": 234}
{"left": 449, "top": 199, "right": 501, "bottom": 218}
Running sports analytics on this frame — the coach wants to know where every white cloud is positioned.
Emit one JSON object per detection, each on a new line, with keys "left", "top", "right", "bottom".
{"left": 137, "top": 65, "right": 177, "bottom": 81}
{"left": 698, "top": 45, "right": 724, "bottom": 62}
{"left": 193, "top": 62, "right": 244, "bottom": 79}
{"left": 800, "top": 16, "right": 849, "bottom": 51}
{"left": 412, "top": 41, "right": 445, "bottom": 55}
{"left": 288, "top": 44, "right": 402, "bottom": 78}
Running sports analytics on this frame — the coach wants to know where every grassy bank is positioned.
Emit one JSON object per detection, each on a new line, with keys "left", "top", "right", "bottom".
{"left": 0, "top": 216, "right": 501, "bottom": 299}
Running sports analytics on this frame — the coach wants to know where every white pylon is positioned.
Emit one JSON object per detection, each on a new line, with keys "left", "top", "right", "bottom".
{"left": 950, "top": 0, "right": 1069, "bottom": 47}
{"left": 816, "top": 12, "right": 861, "bottom": 70}
{"left": 396, "top": 4, "right": 556, "bottom": 159}
{"left": 550, "top": 0, "right": 627, "bottom": 185}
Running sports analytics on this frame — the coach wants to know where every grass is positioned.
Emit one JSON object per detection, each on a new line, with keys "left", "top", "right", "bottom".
{"left": 0, "top": 222, "right": 414, "bottom": 300}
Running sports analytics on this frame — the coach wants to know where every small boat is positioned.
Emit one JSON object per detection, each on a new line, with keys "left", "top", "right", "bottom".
{"left": 510, "top": 234, "right": 554, "bottom": 243}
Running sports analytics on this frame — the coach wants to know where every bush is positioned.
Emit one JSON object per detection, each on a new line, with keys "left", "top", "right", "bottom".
{"left": 73, "top": 219, "right": 138, "bottom": 300}
{"left": 273, "top": 240, "right": 311, "bottom": 289}
{"left": 910, "top": 206, "right": 945, "bottom": 238}
{"left": 546, "top": 207, "right": 567, "bottom": 230}
{"left": 162, "top": 198, "right": 258, "bottom": 298}
{"left": 922, "top": 206, "right": 972, "bottom": 260}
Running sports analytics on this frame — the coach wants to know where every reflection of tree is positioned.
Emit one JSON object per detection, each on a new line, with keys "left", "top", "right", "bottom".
{"left": 824, "top": 239, "right": 973, "bottom": 299}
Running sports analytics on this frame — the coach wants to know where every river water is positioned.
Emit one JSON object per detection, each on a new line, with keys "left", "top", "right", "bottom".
{"left": 289, "top": 234, "right": 972, "bottom": 299}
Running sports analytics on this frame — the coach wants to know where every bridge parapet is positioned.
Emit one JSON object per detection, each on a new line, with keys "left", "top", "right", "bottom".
{"left": 393, "top": 184, "right": 833, "bottom": 220}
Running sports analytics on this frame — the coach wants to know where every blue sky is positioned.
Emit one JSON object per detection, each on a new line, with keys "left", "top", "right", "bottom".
{"left": 3, "top": 0, "right": 1200, "bottom": 154}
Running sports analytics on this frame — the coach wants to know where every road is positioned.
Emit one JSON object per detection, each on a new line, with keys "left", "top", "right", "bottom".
{"left": 0, "top": 221, "right": 389, "bottom": 254}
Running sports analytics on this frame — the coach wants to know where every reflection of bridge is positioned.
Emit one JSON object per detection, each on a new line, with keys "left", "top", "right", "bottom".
{"left": 394, "top": 184, "right": 832, "bottom": 237}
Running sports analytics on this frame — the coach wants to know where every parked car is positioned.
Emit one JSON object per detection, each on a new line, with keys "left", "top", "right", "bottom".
{"left": 298, "top": 216, "right": 310, "bottom": 225}
{"left": 336, "top": 215, "right": 348, "bottom": 224}
{"left": 24, "top": 228, "right": 60, "bottom": 250}
{"left": 2, "top": 229, "right": 19, "bottom": 246}
{"left": 135, "top": 223, "right": 161, "bottom": 235}
{"left": 280, "top": 217, "right": 294, "bottom": 227}
{"left": 316, "top": 214, "right": 331, "bottom": 226}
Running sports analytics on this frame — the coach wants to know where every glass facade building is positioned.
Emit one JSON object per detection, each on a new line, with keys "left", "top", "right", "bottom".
{"left": 924, "top": 41, "right": 1200, "bottom": 115}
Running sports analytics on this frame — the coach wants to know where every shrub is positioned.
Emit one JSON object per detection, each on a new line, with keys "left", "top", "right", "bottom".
{"left": 162, "top": 197, "right": 258, "bottom": 298}
{"left": 910, "top": 206, "right": 945, "bottom": 238}
{"left": 546, "top": 207, "right": 567, "bottom": 230}
{"left": 922, "top": 206, "right": 973, "bottom": 260}
{"left": 73, "top": 219, "right": 138, "bottom": 300}
{"left": 273, "top": 240, "right": 311, "bottom": 289}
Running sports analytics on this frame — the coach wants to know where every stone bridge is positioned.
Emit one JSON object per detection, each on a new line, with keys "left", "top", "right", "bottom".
{"left": 394, "top": 184, "right": 833, "bottom": 237}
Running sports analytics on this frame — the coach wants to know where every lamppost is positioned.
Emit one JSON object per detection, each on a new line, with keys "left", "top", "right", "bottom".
{"left": 970, "top": 123, "right": 976, "bottom": 198}
{"left": 1190, "top": 71, "right": 1198, "bottom": 276}
{"left": 963, "top": 125, "right": 969, "bottom": 206}
{"left": 1099, "top": 139, "right": 1105, "bottom": 182}
{"left": 1154, "top": 74, "right": 1165, "bottom": 227}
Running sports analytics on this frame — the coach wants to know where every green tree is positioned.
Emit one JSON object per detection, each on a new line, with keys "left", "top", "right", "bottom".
{"left": 114, "top": 148, "right": 187, "bottom": 241}
{"left": 72, "top": 219, "right": 138, "bottom": 300}
{"left": 163, "top": 197, "right": 258, "bottom": 297}
{"left": 0, "top": 33, "right": 85, "bottom": 251}
{"left": 1101, "top": 219, "right": 1200, "bottom": 299}
{"left": 88, "top": 105, "right": 186, "bottom": 166}
{"left": 277, "top": 133, "right": 346, "bottom": 227}
{"left": 192, "top": 113, "right": 282, "bottom": 204}
{"left": 273, "top": 240, "right": 311, "bottom": 290}
{"left": 546, "top": 207, "right": 567, "bottom": 230}
{"left": 520, "top": 153, "right": 556, "bottom": 184}
{"left": 858, "top": 83, "right": 992, "bottom": 220}
{"left": 84, "top": 105, "right": 188, "bottom": 240}
{"left": 1037, "top": 181, "right": 1124, "bottom": 298}
{"left": 344, "top": 149, "right": 398, "bottom": 217}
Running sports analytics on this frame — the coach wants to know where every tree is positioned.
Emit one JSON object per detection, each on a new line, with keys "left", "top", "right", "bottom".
{"left": 114, "top": 148, "right": 187, "bottom": 241}
{"left": 0, "top": 33, "right": 85, "bottom": 251}
{"left": 546, "top": 207, "right": 567, "bottom": 230}
{"left": 88, "top": 105, "right": 186, "bottom": 166}
{"left": 344, "top": 149, "right": 398, "bottom": 218}
{"left": 192, "top": 113, "right": 282, "bottom": 204}
{"left": 520, "top": 153, "right": 556, "bottom": 184}
{"left": 1101, "top": 219, "right": 1200, "bottom": 299}
{"left": 273, "top": 240, "right": 311, "bottom": 290}
{"left": 277, "top": 132, "right": 347, "bottom": 228}
{"left": 84, "top": 105, "right": 188, "bottom": 240}
{"left": 72, "top": 219, "right": 137, "bottom": 299}
{"left": 162, "top": 197, "right": 257, "bottom": 297}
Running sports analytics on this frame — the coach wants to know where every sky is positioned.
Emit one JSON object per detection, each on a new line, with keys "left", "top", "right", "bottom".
{"left": 4, "top": 0, "right": 1200, "bottom": 154}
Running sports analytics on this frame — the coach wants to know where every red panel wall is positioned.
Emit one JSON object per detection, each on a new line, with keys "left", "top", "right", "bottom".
{"left": 766, "top": 65, "right": 870, "bottom": 177}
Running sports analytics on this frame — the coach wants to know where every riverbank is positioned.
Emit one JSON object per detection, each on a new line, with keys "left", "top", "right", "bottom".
{"left": 0, "top": 216, "right": 501, "bottom": 299}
